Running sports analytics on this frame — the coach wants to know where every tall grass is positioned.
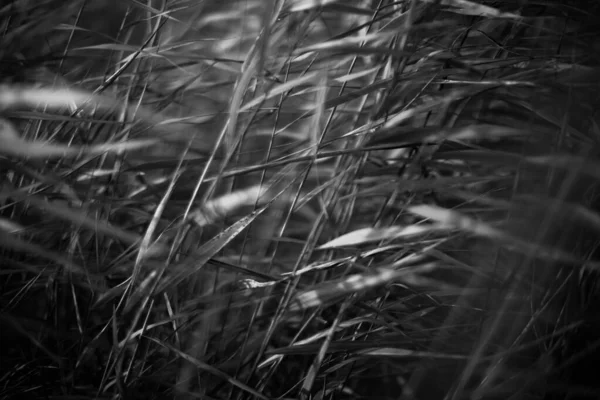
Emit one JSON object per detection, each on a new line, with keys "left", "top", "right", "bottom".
{"left": 1, "top": 0, "right": 600, "bottom": 399}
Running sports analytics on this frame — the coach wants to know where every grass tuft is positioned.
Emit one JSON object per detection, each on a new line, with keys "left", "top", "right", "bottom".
{"left": 2, "top": 1, "right": 600, "bottom": 399}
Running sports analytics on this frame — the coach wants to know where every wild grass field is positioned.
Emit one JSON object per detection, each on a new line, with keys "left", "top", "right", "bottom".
{"left": 1, "top": 0, "right": 600, "bottom": 399}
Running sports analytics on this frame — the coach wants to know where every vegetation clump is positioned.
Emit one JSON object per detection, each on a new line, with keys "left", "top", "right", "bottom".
{"left": 1, "top": 1, "right": 600, "bottom": 399}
